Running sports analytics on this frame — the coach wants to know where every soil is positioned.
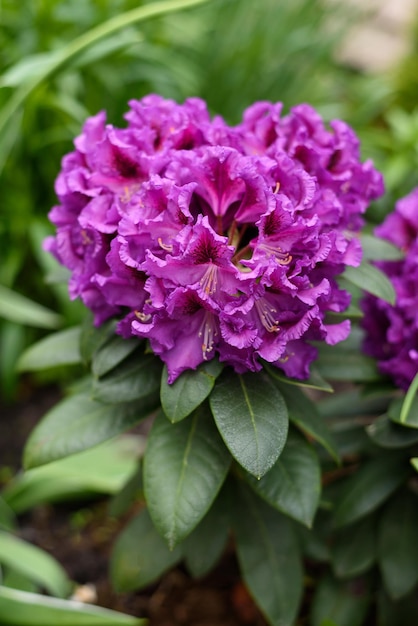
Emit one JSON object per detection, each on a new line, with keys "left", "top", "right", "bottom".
{"left": 0, "top": 384, "right": 269, "bottom": 626}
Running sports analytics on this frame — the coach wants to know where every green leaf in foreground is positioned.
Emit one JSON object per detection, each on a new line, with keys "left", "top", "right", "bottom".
{"left": 246, "top": 430, "right": 321, "bottom": 527}
{"left": 161, "top": 359, "right": 223, "bottom": 422}
{"left": 210, "top": 370, "right": 288, "bottom": 478}
{"left": 0, "top": 585, "right": 144, "bottom": 625}
{"left": 24, "top": 393, "right": 155, "bottom": 469}
{"left": 233, "top": 483, "right": 303, "bottom": 626}
{"left": 0, "top": 284, "right": 62, "bottom": 329}
{"left": 92, "top": 352, "right": 162, "bottom": 404}
{"left": 0, "top": 531, "right": 71, "bottom": 598}
{"left": 144, "top": 407, "right": 231, "bottom": 548}
{"left": 17, "top": 327, "right": 81, "bottom": 372}
{"left": 344, "top": 262, "right": 396, "bottom": 305}
{"left": 378, "top": 491, "right": 418, "bottom": 599}
{"left": 91, "top": 335, "right": 141, "bottom": 378}
{"left": 111, "top": 508, "right": 182, "bottom": 592}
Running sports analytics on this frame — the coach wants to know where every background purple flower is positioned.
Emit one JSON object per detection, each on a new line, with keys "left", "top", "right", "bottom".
{"left": 46, "top": 95, "right": 383, "bottom": 382}
{"left": 362, "top": 188, "right": 418, "bottom": 390}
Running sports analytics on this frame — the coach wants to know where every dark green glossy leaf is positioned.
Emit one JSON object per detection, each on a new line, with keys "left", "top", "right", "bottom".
{"left": 17, "top": 327, "right": 81, "bottom": 371}
{"left": 311, "top": 574, "right": 371, "bottom": 626}
{"left": 233, "top": 483, "right": 303, "bottom": 626}
{"left": 0, "top": 531, "right": 71, "bottom": 598}
{"left": 111, "top": 508, "right": 182, "bottom": 592}
{"left": 378, "top": 491, "right": 418, "bottom": 599}
{"left": 331, "top": 515, "right": 376, "bottom": 579}
{"left": 92, "top": 335, "right": 141, "bottom": 378}
{"left": 344, "top": 262, "right": 396, "bottom": 305}
{"left": 210, "top": 370, "right": 288, "bottom": 478}
{"left": 144, "top": 407, "right": 230, "bottom": 548}
{"left": 92, "top": 351, "right": 162, "bottom": 403}
{"left": 278, "top": 383, "right": 340, "bottom": 464}
{"left": 333, "top": 457, "right": 410, "bottom": 528}
{"left": 24, "top": 393, "right": 155, "bottom": 469}
{"left": 183, "top": 487, "right": 229, "bottom": 578}
{"left": 0, "top": 585, "right": 144, "bottom": 625}
{"left": 79, "top": 314, "right": 115, "bottom": 365}
{"left": 246, "top": 430, "right": 321, "bottom": 527}
{"left": 161, "top": 359, "right": 223, "bottom": 423}
{"left": 367, "top": 414, "right": 418, "bottom": 449}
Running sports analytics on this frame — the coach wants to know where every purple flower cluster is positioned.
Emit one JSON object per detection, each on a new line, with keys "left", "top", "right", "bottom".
{"left": 45, "top": 95, "right": 383, "bottom": 382}
{"left": 362, "top": 188, "right": 418, "bottom": 390}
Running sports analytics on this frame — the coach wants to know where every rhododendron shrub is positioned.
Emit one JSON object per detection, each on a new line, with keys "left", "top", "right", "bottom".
{"left": 45, "top": 95, "right": 383, "bottom": 383}
{"left": 24, "top": 96, "right": 409, "bottom": 626}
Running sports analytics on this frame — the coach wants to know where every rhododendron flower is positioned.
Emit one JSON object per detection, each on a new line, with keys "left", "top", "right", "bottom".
{"left": 45, "top": 95, "right": 383, "bottom": 382}
{"left": 362, "top": 188, "right": 418, "bottom": 390}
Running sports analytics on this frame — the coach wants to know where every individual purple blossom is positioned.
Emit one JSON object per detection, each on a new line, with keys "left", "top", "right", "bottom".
{"left": 46, "top": 95, "right": 383, "bottom": 383}
{"left": 362, "top": 188, "right": 418, "bottom": 390}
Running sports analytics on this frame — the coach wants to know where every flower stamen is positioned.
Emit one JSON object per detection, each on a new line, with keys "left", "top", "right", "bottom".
{"left": 200, "top": 264, "right": 218, "bottom": 295}
{"left": 255, "top": 298, "right": 280, "bottom": 332}
{"left": 198, "top": 312, "right": 217, "bottom": 359}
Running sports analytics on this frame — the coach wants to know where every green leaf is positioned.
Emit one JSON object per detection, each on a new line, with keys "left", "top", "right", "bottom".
{"left": 333, "top": 456, "right": 410, "bottom": 528}
{"left": 183, "top": 487, "right": 230, "bottom": 578}
{"left": 161, "top": 359, "right": 223, "bottom": 423}
{"left": 0, "top": 284, "right": 62, "bottom": 329}
{"left": 17, "top": 327, "right": 81, "bottom": 372}
{"left": 92, "top": 351, "right": 162, "bottom": 404}
{"left": 0, "top": 531, "right": 71, "bottom": 598}
{"left": 108, "top": 465, "right": 143, "bottom": 519}
{"left": 246, "top": 430, "right": 321, "bottom": 527}
{"left": 315, "top": 348, "right": 380, "bottom": 382}
{"left": 331, "top": 515, "right": 376, "bottom": 579}
{"left": 0, "top": 585, "right": 144, "bottom": 625}
{"left": 367, "top": 415, "right": 418, "bottom": 449}
{"left": 111, "top": 508, "right": 182, "bottom": 592}
{"left": 144, "top": 407, "right": 231, "bottom": 549}
{"left": 91, "top": 335, "right": 141, "bottom": 378}
{"left": 79, "top": 314, "right": 115, "bottom": 365}
{"left": 360, "top": 233, "right": 404, "bottom": 261}
{"left": 4, "top": 436, "right": 143, "bottom": 514}
{"left": 388, "top": 395, "right": 418, "bottom": 428}
{"left": 344, "top": 261, "right": 396, "bottom": 304}
{"left": 24, "top": 393, "right": 155, "bottom": 469}
{"left": 233, "top": 483, "right": 303, "bottom": 626}
{"left": 412, "top": 458, "right": 418, "bottom": 472}
{"left": 264, "top": 363, "right": 333, "bottom": 393}
{"left": 378, "top": 491, "right": 418, "bottom": 599}
{"left": 0, "top": 495, "right": 16, "bottom": 531}
{"left": 0, "top": 0, "right": 210, "bottom": 153}
{"left": 310, "top": 574, "right": 371, "bottom": 626}
{"left": 277, "top": 383, "right": 340, "bottom": 464}
{"left": 210, "top": 370, "right": 288, "bottom": 478}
